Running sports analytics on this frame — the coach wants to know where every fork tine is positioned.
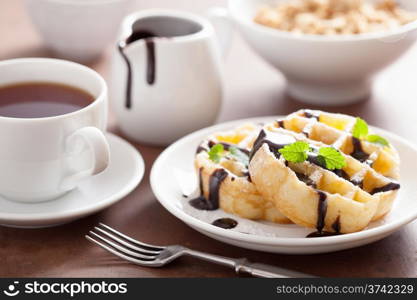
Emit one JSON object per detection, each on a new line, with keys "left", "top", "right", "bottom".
{"left": 88, "top": 231, "right": 158, "bottom": 261}
{"left": 98, "top": 223, "right": 164, "bottom": 250}
{"left": 94, "top": 227, "right": 161, "bottom": 255}
{"left": 85, "top": 235, "right": 155, "bottom": 266}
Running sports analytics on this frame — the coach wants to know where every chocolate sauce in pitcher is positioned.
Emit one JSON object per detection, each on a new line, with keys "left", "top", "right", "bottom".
{"left": 118, "top": 30, "right": 158, "bottom": 109}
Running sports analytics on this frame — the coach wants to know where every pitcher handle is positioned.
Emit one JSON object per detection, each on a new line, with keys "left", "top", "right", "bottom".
{"left": 207, "top": 7, "right": 234, "bottom": 57}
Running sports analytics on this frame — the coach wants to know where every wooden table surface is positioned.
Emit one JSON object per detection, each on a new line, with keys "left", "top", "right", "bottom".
{"left": 1, "top": 0, "right": 417, "bottom": 278}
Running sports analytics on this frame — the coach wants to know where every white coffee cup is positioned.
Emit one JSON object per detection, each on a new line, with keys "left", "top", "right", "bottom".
{"left": 24, "top": 0, "right": 133, "bottom": 63}
{"left": 0, "top": 58, "right": 110, "bottom": 203}
{"left": 110, "top": 10, "right": 224, "bottom": 146}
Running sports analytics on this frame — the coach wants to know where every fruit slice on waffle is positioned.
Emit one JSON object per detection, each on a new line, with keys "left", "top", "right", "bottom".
{"left": 249, "top": 110, "right": 400, "bottom": 234}
{"left": 193, "top": 123, "right": 291, "bottom": 224}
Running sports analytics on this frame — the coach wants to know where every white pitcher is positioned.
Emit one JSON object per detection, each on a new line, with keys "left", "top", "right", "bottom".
{"left": 111, "top": 10, "right": 225, "bottom": 145}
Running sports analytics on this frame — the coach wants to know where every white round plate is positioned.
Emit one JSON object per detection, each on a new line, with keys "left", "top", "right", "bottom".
{"left": 0, "top": 133, "right": 144, "bottom": 228}
{"left": 151, "top": 117, "right": 417, "bottom": 254}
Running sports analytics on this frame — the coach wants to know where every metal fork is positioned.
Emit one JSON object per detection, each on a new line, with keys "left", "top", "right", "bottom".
{"left": 85, "top": 223, "right": 316, "bottom": 278}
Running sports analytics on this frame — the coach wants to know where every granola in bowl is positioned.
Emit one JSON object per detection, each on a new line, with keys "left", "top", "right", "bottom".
{"left": 254, "top": 0, "right": 417, "bottom": 35}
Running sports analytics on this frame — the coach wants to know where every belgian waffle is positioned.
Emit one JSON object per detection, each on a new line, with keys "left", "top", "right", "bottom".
{"left": 249, "top": 110, "right": 400, "bottom": 234}
{"left": 193, "top": 123, "right": 291, "bottom": 224}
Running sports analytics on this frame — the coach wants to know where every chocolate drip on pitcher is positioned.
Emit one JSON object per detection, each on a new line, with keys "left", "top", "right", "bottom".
{"left": 118, "top": 30, "right": 158, "bottom": 109}
{"left": 117, "top": 42, "right": 133, "bottom": 109}
{"left": 145, "top": 40, "right": 156, "bottom": 85}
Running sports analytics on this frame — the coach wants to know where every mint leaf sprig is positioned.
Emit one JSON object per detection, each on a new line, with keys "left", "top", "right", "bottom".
{"left": 278, "top": 141, "right": 346, "bottom": 171}
{"left": 352, "top": 117, "right": 368, "bottom": 139}
{"left": 352, "top": 117, "right": 389, "bottom": 147}
{"left": 317, "top": 147, "right": 346, "bottom": 170}
{"left": 366, "top": 134, "right": 389, "bottom": 147}
{"left": 208, "top": 144, "right": 224, "bottom": 163}
{"left": 207, "top": 143, "right": 249, "bottom": 166}
{"left": 277, "top": 141, "right": 310, "bottom": 163}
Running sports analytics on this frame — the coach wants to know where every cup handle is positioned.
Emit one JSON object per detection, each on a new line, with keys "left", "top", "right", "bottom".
{"left": 60, "top": 127, "right": 110, "bottom": 190}
{"left": 207, "top": 7, "right": 234, "bottom": 57}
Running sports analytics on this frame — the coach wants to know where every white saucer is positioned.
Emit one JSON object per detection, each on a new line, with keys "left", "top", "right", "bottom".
{"left": 151, "top": 117, "right": 417, "bottom": 254}
{"left": 0, "top": 133, "right": 144, "bottom": 228}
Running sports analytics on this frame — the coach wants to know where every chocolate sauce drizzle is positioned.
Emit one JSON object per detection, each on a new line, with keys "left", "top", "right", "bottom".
{"left": 249, "top": 130, "right": 296, "bottom": 161}
{"left": 295, "top": 172, "right": 316, "bottom": 188}
{"left": 350, "top": 179, "right": 364, "bottom": 188}
{"left": 333, "top": 169, "right": 350, "bottom": 181}
{"left": 212, "top": 218, "right": 238, "bottom": 229}
{"left": 207, "top": 168, "right": 228, "bottom": 209}
{"left": 306, "top": 231, "right": 340, "bottom": 238}
{"left": 198, "top": 167, "right": 204, "bottom": 195}
{"left": 316, "top": 191, "right": 328, "bottom": 233}
{"left": 304, "top": 110, "right": 320, "bottom": 120}
{"left": 189, "top": 196, "right": 212, "bottom": 211}
{"left": 118, "top": 30, "right": 157, "bottom": 109}
{"left": 196, "top": 145, "right": 208, "bottom": 154}
{"left": 350, "top": 138, "right": 400, "bottom": 194}
{"left": 306, "top": 152, "right": 323, "bottom": 168}
{"left": 242, "top": 171, "right": 252, "bottom": 182}
{"left": 189, "top": 168, "right": 228, "bottom": 211}
{"left": 351, "top": 137, "right": 370, "bottom": 162}
{"left": 331, "top": 216, "right": 341, "bottom": 233}
{"left": 371, "top": 182, "right": 400, "bottom": 195}
{"left": 306, "top": 215, "right": 341, "bottom": 237}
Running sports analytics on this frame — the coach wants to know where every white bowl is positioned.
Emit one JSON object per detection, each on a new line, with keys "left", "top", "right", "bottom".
{"left": 226, "top": 0, "right": 417, "bottom": 105}
{"left": 24, "top": 0, "right": 133, "bottom": 63}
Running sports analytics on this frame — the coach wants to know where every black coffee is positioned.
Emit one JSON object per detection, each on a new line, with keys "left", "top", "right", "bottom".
{"left": 0, "top": 82, "right": 95, "bottom": 118}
